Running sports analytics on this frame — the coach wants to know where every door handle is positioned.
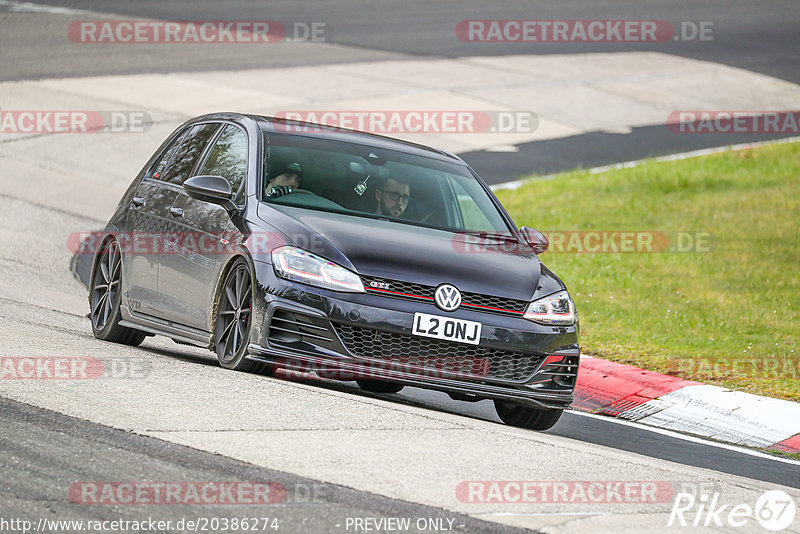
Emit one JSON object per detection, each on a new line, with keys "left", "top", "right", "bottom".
{"left": 169, "top": 207, "right": 184, "bottom": 218}
{"left": 131, "top": 197, "right": 145, "bottom": 208}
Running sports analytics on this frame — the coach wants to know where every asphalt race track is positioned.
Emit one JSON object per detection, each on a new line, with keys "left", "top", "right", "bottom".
{"left": 2, "top": 0, "right": 799, "bottom": 180}
{"left": 1, "top": 1, "right": 799, "bottom": 532}
{"left": 4, "top": 0, "right": 799, "bottom": 83}
{"left": 0, "top": 397, "right": 525, "bottom": 534}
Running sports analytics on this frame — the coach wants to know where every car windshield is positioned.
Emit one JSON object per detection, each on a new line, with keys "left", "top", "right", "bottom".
{"left": 261, "top": 132, "right": 514, "bottom": 236}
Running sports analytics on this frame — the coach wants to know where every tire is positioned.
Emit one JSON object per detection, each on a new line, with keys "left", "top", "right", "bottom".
{"left": 89, "top": 238, "right": 146, "bottom": 346}
{"left": 356, "top": 380, "right": 404, "bottom": 394}
{"left": 214, "top": 258, "right": 273, "bottom": 375}
{"left": 493, "top": 400, "right": 563, "bottom": 431}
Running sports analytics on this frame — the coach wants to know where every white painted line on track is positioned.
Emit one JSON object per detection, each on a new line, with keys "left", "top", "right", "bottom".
{"left": 569, "top": 410, "right": 800, "bottom": 466}
{"left": 490, "top": 135, "right": 800, "bottom": 191}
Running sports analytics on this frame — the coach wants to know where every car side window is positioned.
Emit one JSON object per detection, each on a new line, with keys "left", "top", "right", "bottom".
{"left": 148, "top": 128, "right": 189, "bottom": 181}
{"left": 450, "top": 179, "right": 499, "bottom": 232}
{"left": 159, "top": 123, "right": 220, "bottom": 185}
{"left": 198, "top": 124, "right": 247, "bottom": 200}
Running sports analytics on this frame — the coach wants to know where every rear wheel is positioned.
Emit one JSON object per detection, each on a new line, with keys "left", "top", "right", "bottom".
{"left": 494, "top": 400, "right": 563, "bottom": 431}
{"left": 356, "top": 380, "right": 404, "bottom": 394}
{"left": 214, "top": 259, "right": 273, "bottom": 375}
{"left": 89, "top": 238, "right": 145, "bottom": 346}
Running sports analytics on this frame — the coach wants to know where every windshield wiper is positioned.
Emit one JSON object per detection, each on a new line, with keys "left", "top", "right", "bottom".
{"left": 460, "top": 230, "right": 519, "bottom": 243}
{"left": 459, "top": 230, "right": 519, "bottom": 241}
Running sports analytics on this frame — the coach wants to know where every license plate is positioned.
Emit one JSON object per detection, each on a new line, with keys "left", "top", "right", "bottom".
{"left": 412, "top": 312, "right": 482, "bottom": 345}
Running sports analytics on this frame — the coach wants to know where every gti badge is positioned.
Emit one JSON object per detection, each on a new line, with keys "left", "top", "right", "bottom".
{"left": 434, "top": 284, "right": 461, "bottom": 311}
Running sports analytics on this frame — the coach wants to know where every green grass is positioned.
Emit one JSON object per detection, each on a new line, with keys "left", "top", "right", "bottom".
{"left": 495, "top": 142, "right": 800, "bottom": 401}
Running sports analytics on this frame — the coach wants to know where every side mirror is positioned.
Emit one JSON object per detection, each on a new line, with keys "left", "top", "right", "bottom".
{"left": 183, "top": 175, "right": 237, "bottom": 213}
{"left": 519, "top": 226, "right": 548, "bottom": 255}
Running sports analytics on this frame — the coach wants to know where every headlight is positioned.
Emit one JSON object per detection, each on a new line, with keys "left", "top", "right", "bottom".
{"left": 524, "top": 290, "right": 575, "bottom": 325}
{"left": 272, "top": 246, "right": 364, "bottom": 293}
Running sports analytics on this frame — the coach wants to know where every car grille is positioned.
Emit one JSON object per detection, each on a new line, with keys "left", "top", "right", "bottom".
{"left": 360, "top": 275, "right": 528, "bottom": 317}
{"left": 333, "top": 323, "right": 545, "bottom": 382}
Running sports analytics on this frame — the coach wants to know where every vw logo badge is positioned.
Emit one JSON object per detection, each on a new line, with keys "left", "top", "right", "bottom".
{"left": 434, "top": 284, "right": 462, "bottom": 312}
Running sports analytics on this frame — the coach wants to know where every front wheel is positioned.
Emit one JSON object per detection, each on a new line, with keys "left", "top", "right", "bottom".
{"left": 89, "top": 238, "right": 145, "bottom": 346}
{"left": 214, "top": 259, "right": 273, "bottom": 375}
{"left": 494, "top": 400, "right": 563, "bottom": 431}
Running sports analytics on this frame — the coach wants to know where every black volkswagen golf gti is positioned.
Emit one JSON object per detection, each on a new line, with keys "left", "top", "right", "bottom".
{"left": 90, "top": 113, "right": 579, "bottom": 430}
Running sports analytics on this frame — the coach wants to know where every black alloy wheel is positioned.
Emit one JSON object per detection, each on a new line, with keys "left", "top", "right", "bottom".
{"left": 90, "top": 238, "right": 145, "bottom": 345}
{"left": 215, "top": 259, "right": 273, "bottom": 375}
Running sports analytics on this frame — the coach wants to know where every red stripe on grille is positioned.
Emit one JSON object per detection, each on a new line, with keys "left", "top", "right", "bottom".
{"left": 366, "top": 287, "right": 434, "bottom": 300}
{"left": 366, "top": 287, "right": 523, "bottom": 315}
{"left": 461, "top": 302, "right": 525, "bottom": 315}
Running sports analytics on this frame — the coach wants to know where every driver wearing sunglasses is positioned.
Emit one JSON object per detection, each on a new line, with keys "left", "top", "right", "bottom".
{"left": 375, "top": 177, "right": 411, "bottom": 218}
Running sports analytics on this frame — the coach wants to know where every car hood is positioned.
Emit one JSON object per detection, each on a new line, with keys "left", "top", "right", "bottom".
{"left": 256, "top": 204, "right": 558, "bottom": 301}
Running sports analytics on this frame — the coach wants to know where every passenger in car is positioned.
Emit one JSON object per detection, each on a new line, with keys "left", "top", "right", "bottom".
{"left": 266, "top": 162, "right": 303, "bottom": 198}
{"left": 374, "top": 176, "right": 411, "bottom": 218}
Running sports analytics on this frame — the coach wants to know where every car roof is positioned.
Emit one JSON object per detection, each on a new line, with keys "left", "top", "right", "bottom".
{"left": 189, "top": 112, "right": 466, "bottom": 165}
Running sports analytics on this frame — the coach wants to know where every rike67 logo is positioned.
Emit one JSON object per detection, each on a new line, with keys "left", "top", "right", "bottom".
{"left": 669, "top": 490, "right": 797, "bottom": 531}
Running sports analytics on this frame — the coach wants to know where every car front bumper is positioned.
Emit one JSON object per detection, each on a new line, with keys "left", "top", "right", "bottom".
{"left": 248, "top": 261, "right": 580, "bottom": 410}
